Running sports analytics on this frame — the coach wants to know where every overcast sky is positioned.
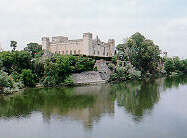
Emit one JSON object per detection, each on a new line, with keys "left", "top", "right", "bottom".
{"left": 0, "top": 0, "right": 187, "bottom": 58}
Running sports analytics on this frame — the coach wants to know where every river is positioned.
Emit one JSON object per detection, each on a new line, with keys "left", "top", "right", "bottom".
{"left": 0, "top": 76, "right": 187, "bottom": 138}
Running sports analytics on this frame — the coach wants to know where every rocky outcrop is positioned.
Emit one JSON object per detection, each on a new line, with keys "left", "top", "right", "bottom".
{"left": 95, "top": 60, "right": 112, "bottom": 81}
{"left": 72, "top": 60, "right": 112, "bottom": 85}
{"left": 72, "top": 71, "right": 105, "bottom": 85}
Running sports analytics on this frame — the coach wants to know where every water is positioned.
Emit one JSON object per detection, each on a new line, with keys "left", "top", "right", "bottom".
{"left": 0, "top": 76, "right": 187, "bottom": 138}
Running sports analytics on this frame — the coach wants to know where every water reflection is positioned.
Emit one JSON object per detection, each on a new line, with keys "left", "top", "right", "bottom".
{"left": 0, "top": 76, "right": 187, "bottom": 129}
{"left": 111, "top": 80, "right": 160, "bottom": 122}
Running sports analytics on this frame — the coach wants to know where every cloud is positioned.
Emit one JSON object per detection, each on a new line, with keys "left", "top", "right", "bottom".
{"left": 0, "top": 0, "right": 187, "bottom": 58}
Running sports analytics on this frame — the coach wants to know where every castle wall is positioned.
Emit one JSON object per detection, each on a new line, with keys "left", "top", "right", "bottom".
{"left": 42, "top": 33, "right": 115, "bottom": 57}
{"left": 50, "top": 40, "right": 84, "bottom": 55}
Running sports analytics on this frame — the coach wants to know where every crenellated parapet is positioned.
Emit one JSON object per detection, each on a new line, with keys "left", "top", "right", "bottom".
{"left": 41, "top": 33, "right": 115, "bottom": 57}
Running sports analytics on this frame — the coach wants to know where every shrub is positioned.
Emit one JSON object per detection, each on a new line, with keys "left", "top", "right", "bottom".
{"left": 62, "top": 75, "right": 74, "bottom": 86}
{"left": 31, "top": 58, "right": 45, "bottom": 79}
{"left": 0, "top": 60, "right": 2, "bottom": 69}
{"left": 11, "top": 71, "right": 21, "bottom": 82}
{"left": 20, "top": 69, "right": 36, "bottom": 87}
{"left": 110, "top": 62, "right": 141, "bottom": 81}
{"left": 73, "top": 56, "right": 95, "bottom": 73}
{"left": 0, "top": 70, "right": 12, "bottom": 88}
{"left": 41, "top": 55, "right": 95, "bottom": 87}
{"left": 0, "top": 51, "right": 32, "bottom": 74}
{"left": 41, "top": 76, "right": 57, "bottom": 87}
{"left": 108, "top": 63, "right": 115, "bottom": 71}
{"left": 164, "top": 57, "right": 187, "bottom": 75}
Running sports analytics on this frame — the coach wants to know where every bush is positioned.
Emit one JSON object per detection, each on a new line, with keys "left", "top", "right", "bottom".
{"left": 110, "top": 62, "right": 141, "bottom": 81}
{"left": 20, "top": 69, "right": 36, "bottom": 87}
{"left": 164, "top": 57, "right": 187, "bottom": 75}
{"left": 41, "top": 55, "right": 95, "bottom": 87}
{"left": 11, "top": 71, "right": 21, "bottom": 82}
{"left": 31, "top": 58, "right": 45, "bottom": 79}
{"left": 0, "top": 51, "right": 32, "bottom": 74}
{"left": 41, "top": 76, "right": 57, "bottom": 87}
{"left": 0, "top": 70, "right": 13, "bottom": 88}
{"left": 62, "top": 75, "right": 74, "bottom": 86}
{"left": 73, "top": 56, "right": 95, "bottom": 73}
{"left": 0, "top": 60, "right": 2, "bottom": 69}
{"left": 108, "top": 63, "right": 115, "bottom": 71}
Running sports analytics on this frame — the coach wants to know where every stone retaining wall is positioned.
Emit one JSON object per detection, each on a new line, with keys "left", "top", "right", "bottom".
{"left": 72, "top": 60, "right": 112, "bottom": 85}
{"left": 72, "top": 71, "right": 106, "bottom": 85}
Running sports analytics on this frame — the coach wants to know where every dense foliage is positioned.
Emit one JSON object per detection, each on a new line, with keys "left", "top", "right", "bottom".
{"left": 42, "top": 55, "right": 95, "bottom": 87}
{"left": 110, "top": 32, "right": 162, "bottom": 82}
{"left": 117, "top": 32, "right": 161, "bottom": 74}
{"left": 0, "top": 70, "right": 13, "bottom": 88}
{"left": 0, "top": 39, "right": 95, "bottom": 93}
{"left": 24, "top": 43, "right": 42, "bottom": 58}
{"left": 0, "top": 51, "right": 32, "bottom": 74}
{"left": 20, "top": 69, "right": 36, "bottom": 87}
{"left": 164, "top": 57, "right": 187, "bottom": 76}
{"left": 110, "top": 62, "right": 141, "bottom": 81}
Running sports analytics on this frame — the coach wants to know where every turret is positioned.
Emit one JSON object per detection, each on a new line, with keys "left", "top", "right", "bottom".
{"left": 42, "top": 37, "right": 50, "bottom": 51}
{"left": 108, "top": 39, "right": 115, "bottom": 56}
{"left": 83, "top": 33, "right": 93, "bottom": 56}
{"left": 52, "top": 36, "right": 68, "bottom": 43}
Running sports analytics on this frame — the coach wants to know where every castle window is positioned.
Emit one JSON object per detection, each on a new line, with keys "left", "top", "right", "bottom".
{"left": 98, "top": 51, "right": 100, "bottom": 55}
{"left": 93, "top": 50, "right": 95, "bottom": 55}
{"left": 78, "top": 50, "right": 81, "bottom": 54}
{"left": 70, "top": 50, "right": 72, "bottom": 55}
{"left": 74, "top": 50, "right": 76, "bottom": 54}
{"left": 107, "top": 52, "right": 108, "bottom": 56}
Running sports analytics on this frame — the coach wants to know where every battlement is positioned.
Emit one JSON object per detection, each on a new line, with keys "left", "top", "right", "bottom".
{"left": 41, "top": 33, "right": 115, "bottom": 57}
{"left": 52, "top": 36, "right": 68, "bottom": 43}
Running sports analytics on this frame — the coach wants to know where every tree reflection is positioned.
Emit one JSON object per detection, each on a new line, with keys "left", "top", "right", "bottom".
{"left": 0, "top": 76, "right": 187, "bottom": 128}
{"left": 163, "top": 75, "right": 187, "bottom": 90}
{"left": 111, "top": 80, "right": 160, "bottom": 122}
{"left": 0, "top": 85, "right": 115, "bottom": 129}
{"left": 0, "top": 88, "right": 95, "bottom": 119}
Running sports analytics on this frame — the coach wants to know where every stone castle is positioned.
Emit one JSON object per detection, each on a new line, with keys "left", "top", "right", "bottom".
{"left": 42, "top": 33, "right": 115, "bottom": 57}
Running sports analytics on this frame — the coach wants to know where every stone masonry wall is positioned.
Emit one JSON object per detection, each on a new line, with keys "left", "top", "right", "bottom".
{"left": 72, "top": 60, "right": 112, "bottom": 85}
{"left": 72, "top": 71, "right": 105, "bottom": 85}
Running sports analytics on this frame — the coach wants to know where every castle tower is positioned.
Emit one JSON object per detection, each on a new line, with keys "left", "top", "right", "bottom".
{"left": 83, "top": 33, "right": 93, "bottom": 56}
{"left": 42, "top": 37, "right": 50, "bottom": 51}
{"left": 108, "top": 39, "right": 115, "bottom": 56}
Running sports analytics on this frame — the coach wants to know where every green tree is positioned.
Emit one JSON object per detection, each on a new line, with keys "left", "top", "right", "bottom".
{"left": 20, "top": 69, "right": 36, "bottom": 87}
{"left": 0, "top": 51, "right": 32, "bottom": 74}
{"left": 117, "top": 32, "right": 161, "bottom": 74}
{"left": 10, "top": 41, "right": 17, "bottom": 51}
{"left": 24, "top": 43, "right": 42, "bottom": 58}
{"left": 164, "top": 57, "right": 187, "bottom": 75}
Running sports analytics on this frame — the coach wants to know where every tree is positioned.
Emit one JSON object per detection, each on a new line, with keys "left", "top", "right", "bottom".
{"left": 164, "top": 57, "right": 187, "bottom": 75}
{"left": 20, "top": 69, "right": 36, "bottom": 87}
{"left": 10, "top": 41, "right": 17, "bottom": 51}
{"left": 0, "top": 51, "right": 32, "bottom": 74}
{"left": 24, "top": 43, "right": 42, "bottom": 58}
{"left": 117, "top": 32, "right": 161, "bottom": 74}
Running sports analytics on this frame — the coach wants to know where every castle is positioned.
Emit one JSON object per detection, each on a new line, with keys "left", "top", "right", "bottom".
{"left": 42, "top": 33, "right": 115, "bottom": 57}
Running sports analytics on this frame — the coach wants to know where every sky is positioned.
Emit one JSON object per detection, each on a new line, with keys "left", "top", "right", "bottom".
{"left": 0, "top": 0, "right": 187, "bottom": 58}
